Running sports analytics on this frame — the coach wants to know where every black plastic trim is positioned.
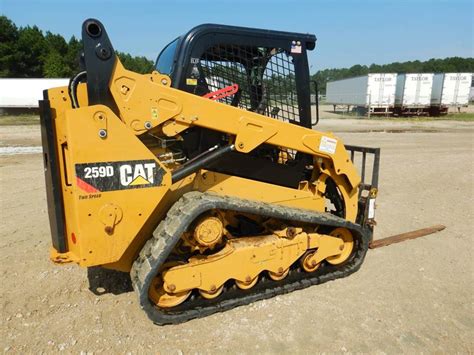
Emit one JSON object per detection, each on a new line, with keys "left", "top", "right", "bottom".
{"left": 39, "top": 94, "right": 67, "bottom": 253}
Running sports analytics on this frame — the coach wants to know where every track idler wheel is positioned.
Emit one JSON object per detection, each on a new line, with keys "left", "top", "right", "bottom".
{"left": 326, "top": 228, "right": 354, "bottom": 265}
{"left": 300, "top": 251, "right": 321, "bottom": 272}
{"left": 148, "top": 262, "right": 191, "bottom": 308}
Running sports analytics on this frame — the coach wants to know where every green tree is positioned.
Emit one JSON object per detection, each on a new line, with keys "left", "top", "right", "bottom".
{"left": 43, "top": 31, "right": 70, "bottom": 77}
{"left": 43, "top": 51, "right": 70, "bottom": 77}
{"left": 1, "top": 16, "right": 155, "bottom": 78}
{"left": 44, "top": 31, "right": 68, "bottom": 55}
{"left": 312, "top": 57, "right": 474, "bottom": 94}
{"left": 117, "top": 51, "right": 154, "bottom": 74}
{"left": 65, "top": 36, "right": 82, "bottom": 75}
{"left": 2, "top": 15, "right": 472, "bottom": 83}
{"left": 15, "top": 25, "right": 46, "bottom": 77}
{"left": 0, "top": 15, "right": 19, "bottom": 77}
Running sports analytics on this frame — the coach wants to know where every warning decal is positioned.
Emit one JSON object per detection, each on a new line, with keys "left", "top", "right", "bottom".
{"left": 319, "top": 136, "right": 338, "bottom": 154}
{"left": 75, "top": 159, "right": 164, "bottom": 193}
{"left": 290, "top": 40, "right": 302, "bottom": 54}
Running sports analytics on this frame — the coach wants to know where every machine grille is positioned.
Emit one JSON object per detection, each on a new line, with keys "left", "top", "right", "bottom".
{"left": 197, "top": 44, "right": 300, "bottom": 123}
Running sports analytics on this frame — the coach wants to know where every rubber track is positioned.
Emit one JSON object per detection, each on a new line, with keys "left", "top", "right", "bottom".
{"left": 130, "top": 192, "right": 371, "bottom": 325}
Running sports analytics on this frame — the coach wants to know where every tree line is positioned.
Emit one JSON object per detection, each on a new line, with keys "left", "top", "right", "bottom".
{"left": 0, "top": 16, "right": 154, "bottom": 78}
{"left": 311, "top": 57, "right": 474, "bottom": 94}
{"left": 1, "top": 15, "right": 473, "bottom": 93}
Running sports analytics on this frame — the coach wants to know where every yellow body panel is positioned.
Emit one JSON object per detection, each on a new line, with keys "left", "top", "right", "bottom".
{"left": 49, "top": 104, "right": 171, "bottom": 266}
{"left": 162, "top": 230, "right": 344, "bottom": 293}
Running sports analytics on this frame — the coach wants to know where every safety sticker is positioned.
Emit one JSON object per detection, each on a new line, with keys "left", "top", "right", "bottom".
{"left": 75, "top": 159, "right": 164, "bottom": 193}
{"left": 186, "top": 78, "right": 197, "bottom": 86}
{"left": 319, "top": 136, "right": 338, "bottom": 154}
{"left": 290, "top": 40, "right": 302, "bottom": 54}
{"left": 368, "top": 198, "right": 376, "bottom": 219}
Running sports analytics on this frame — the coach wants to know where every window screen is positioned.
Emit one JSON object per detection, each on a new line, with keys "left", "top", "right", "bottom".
{"left": 197, "top": 44, "right": 300, "bottom": 123}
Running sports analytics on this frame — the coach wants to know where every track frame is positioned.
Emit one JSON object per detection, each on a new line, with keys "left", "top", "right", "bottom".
{"left": 131, "top": 192, "right": 371, "bottom": 324}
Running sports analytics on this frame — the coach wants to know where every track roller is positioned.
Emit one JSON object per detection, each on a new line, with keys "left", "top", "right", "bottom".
{"left": 199, "top": 285, "right": 224, "bottom": 299}
{"left": 236, "top": 276, "right": 259, "bottom": 290}
{"left": 300, "top": 251, "right": 321, "bottom": 272}
{"left": 268, "top": 268, "right": 290, "bottom": 281}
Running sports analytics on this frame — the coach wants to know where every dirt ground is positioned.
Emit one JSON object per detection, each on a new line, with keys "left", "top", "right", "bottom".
{"left": 0, "top": 118, "right": 473, "bottom": 354}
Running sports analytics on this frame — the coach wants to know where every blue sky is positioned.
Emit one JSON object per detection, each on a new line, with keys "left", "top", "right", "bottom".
{"left": 2, "top": 0, "right": 473, "bottom": 73}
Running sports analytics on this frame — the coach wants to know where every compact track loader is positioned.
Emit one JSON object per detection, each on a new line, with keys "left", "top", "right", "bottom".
{"left": 40, "top": 19, "right": 380, "bottom": 324}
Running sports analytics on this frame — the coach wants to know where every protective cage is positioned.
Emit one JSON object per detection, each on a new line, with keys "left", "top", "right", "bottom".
{"left": 198, "top": 44, "right": 300, "bottom": 124}
{"left": 163, "top": 24, "right": 316, "bottom": 128}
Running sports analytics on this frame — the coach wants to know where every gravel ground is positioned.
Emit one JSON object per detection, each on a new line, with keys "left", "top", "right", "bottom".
{"left": 0, "top": 120, "right": 473, "bottom": 353}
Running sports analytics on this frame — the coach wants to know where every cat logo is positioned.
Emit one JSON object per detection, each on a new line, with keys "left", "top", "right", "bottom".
{"left": 75, "top": 159, "right": 163, "bottom": 193}
{"left": 119, "top": 163, "right": 156, "bottom": 187}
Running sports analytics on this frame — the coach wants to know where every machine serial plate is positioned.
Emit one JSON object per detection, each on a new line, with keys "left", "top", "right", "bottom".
{"left": 75, "top": 159, "right": 164, "bottom": 193}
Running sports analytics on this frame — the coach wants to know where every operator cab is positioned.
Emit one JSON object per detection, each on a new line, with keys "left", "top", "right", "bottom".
{"left": 155, "top": 24, "right": 316, "bottom": 128}
{"left": 154, "top": 24, "right": 317, "bottom": 188}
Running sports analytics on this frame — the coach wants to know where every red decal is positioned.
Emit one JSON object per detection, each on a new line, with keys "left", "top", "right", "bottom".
{"left": 203, "top": 84, "right": 239, "bottom": 101}
{"left": 76, "top": 177, "right": 100, "bottom": 193}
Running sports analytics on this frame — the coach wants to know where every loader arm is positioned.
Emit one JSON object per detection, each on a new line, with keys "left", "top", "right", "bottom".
{"left": 108, "top": 62, "right": 361, "bottom": 188}
{"left": 79, "top": 19, "right": 360, "bottom": 189}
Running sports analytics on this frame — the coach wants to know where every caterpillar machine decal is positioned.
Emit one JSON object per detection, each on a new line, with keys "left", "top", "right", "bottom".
{"left": 40, "top": 19, "right": 381, "bottom": 324}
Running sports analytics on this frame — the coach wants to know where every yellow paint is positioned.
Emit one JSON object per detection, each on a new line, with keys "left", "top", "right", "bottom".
{"left": 129, "top": 175, "right": 151, "bottom": 186}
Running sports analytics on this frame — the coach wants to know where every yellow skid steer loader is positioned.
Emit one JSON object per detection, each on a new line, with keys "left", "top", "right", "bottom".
{"left": 40, "top": 19, "right": 380, "bottom": 324}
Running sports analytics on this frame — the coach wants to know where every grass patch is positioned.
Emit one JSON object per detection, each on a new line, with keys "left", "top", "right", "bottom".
{"left": 382, "top": 112, "right": 474, "bottom": 122}
{"left": 0, "top": 115, "right": 40, "bottom": 126}
{"left": 321, "top": 111, "right": 474, "bottom": 122}
{"left": 434, "top": 113, "right": 474, "bottom": 121}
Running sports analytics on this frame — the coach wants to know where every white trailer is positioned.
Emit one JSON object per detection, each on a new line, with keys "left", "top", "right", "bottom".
{"left": 0, "top": 78, "right": 69, "bottom": 109}
{"left": 430, "top": 73, "right": 473, "bottom": 115}
{"left": 326, "top": 73, "right": 397, "bottom": 115}
{"left": 394, "top": 73, "right": 434, "bottom": 115}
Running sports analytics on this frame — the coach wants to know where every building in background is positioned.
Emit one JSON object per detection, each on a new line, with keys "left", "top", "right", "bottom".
{"left": 0, "top": 78, "right": 69, "bottom": 115}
